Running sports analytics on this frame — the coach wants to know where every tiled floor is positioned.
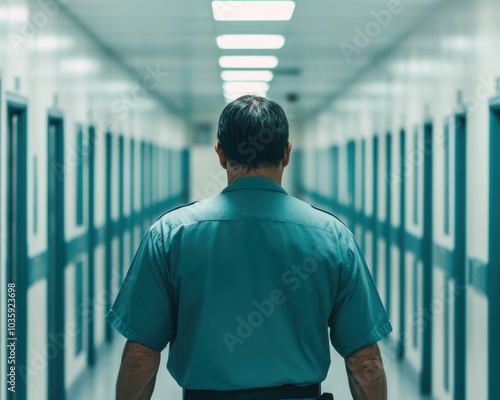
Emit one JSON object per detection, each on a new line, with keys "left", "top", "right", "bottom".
{"left": 72, "top": 335, "right": 435, "bottom": 400}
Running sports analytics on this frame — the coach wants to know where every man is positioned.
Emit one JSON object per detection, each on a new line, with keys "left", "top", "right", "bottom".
{"left": 106, "top": 95, "right": 392, "bottom": 400}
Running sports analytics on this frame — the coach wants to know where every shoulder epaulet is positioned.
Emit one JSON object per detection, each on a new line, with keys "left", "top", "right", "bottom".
{"left": 310, "top": 204, "right": 346, "bottom": 227}
{"left": 156, "top": 201, "right": 198, "bottom": 220}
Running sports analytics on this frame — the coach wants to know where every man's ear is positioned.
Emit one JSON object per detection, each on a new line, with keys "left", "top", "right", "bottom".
{"left": 282, "top": 142, "right": 292, "bottom": 168}
{"left": 215, "top": 142, "right": 228, "bottom": 169}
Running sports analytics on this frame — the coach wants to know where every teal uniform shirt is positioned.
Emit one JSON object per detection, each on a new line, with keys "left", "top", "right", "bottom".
{"left": 106, "top": 176, "right": 392, "bottom": 390}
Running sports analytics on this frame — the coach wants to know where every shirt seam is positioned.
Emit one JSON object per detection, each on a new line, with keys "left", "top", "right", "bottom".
{"left": 221, "top": 186, "right": 288, "bottom": 194}
{"left": 220, "top": 177, "right": 287, "bottom": 195}
{"left": 149, "top": 226, "right": 175, "bottom": 290}
{"left": 150, "top": 226, "right": 164, "bottom": 244}
{"left": 221, "top": 188, "right": 288, "bottom": 195}
{"left": 161, "top": 218, "right": 351, "bottom": 249}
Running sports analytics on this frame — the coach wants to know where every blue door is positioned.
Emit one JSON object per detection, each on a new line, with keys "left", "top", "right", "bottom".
{"left": 6, "top": 100, "right": 28, "bottom": 400}
{"left": 47, "top": 116, "right": 66, "bottom": 400}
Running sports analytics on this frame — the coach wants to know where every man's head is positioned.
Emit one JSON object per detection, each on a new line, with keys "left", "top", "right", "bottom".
{"left": 215, "top": 95, "right": 291, "bottom": 182}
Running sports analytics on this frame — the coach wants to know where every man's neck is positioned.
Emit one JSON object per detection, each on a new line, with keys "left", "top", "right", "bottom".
{"left": 226, "top": 167, "right": 283, "bottom": 185}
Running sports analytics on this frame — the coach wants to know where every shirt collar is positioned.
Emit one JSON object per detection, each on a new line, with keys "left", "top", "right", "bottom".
{"left": 221, "top": 176, "right": 288, "bottom": 195}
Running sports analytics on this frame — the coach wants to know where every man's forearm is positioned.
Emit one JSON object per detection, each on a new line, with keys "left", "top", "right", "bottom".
{"left": 116, "top": 341, "right": 161, "bottom": 400}
{"left": 345, "top": 343, "right": 387, "bottom": 400}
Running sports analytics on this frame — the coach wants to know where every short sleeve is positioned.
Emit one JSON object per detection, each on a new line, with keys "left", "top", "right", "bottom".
{"left": 329, "top": 234, "right": 392, "bottom": 358}
{"left": 106, "top": 226, "right": 174, "bottom": 351}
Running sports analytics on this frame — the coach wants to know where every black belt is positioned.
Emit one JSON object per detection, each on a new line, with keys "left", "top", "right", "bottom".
{"left": 184, "top": 383, "right": 320, "bottom": 400}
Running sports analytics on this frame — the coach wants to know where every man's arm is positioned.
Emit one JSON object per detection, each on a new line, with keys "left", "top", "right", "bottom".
{"left": 345, "top": 343, "right": 387, "bottom": 400}
{"left": 116, "top": 340, "right": 161, "bottom": 400}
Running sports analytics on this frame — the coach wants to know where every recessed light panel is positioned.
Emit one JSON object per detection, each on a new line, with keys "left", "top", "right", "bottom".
{"left": 223, "top": 81, "right": 270, "bottom": 93}
{"left": 36, "top": 36, "right": 74, "bottom": 51}
{"left": 221, "top": 70, "right": 274, "bottom": 82}
{"left": 212, "top": 1, "right": 295, "bottom": 21}
{"left": 0, "top": 6, "right": 28, "bottom": 22}
{"left": 219, "top": 56, "right": 279, "bottom": 69}
{"left": 60, "top": 58, "right": 99, "bottom": 74}
{"left": 216, "top": 35, "right": 285, "bottom": 49}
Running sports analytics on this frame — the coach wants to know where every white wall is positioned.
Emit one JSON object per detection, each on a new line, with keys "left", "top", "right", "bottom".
{"left": 299, "top": 0, "right": 498, "bottom": 398}
{"left": 190, "top": 145, "right": 226, "bottom": 202}
{"left": 0, "top": 0, "right": 186, "bottom": 397}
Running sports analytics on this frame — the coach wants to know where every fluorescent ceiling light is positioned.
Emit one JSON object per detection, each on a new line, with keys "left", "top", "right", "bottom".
{"left": 135, "top": 98, "right": 157, "bottom": 110}
{"left": 36, "top": 36, "right": 74, "bottom": 50}
{"left": 223, "top": 81, "right": 270, "bottom": 93}
{"left": 392, "top": 60, "right": 452, "bottom": 76}
{"left": 88, "top": 80, "right": 132, "bottom": 94}
{"left": 442, "top": 36, "right": 473, "bottom": 50}
{"left": 212, "top": 1, "right": 295, "bottom": 21}
{"left": 224, "top": 91, "right": 267, "bottom": 102}
{"left": 216, "top": 35, "right": 285, "bottom": 49}
{"left": 0, "top": 6, "right": 28, "bottom": 22}
{"left": 363, "top": 82, "right": 404, "bottom": 96}
{"left": 219, "top": 56, "right": 279, "bottom": 69}
{"left": 221, "top": 70, "right": 274, "bottom": 82}
{"left": 60, "top": 58, "right": 99, "bottom": 74}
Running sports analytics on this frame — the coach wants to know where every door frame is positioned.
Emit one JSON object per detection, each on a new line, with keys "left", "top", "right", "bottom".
{"left": 453, "top": 109, "right": 467, "bottom": 400}
{"left": 385, "top": 132, "right": 393, "bottom": 319}
{"left": 421, "top": 119, "right": 434, "bottom": 394}
{"left": 372, "top": 135, "right": 379, "bottom": 284}
{"left": 5, "top": 94, "right": 28, "bottom": 400}
{"left": 86, "top": 126, "right": 96, "bottom": 366}
{"left": 488, "top": 97, "right": 500, "bottom": 400}
{"left": 104, "top": 132, "right": 113, "bottom": 343}
{"left": 398, "top": 128, "right": 406, "bottom": 360}
{"left": 47, "top": 111, "right": 66, "bottom": 400}
{"left": 118, "top": 136, "right": 125, "bottom": 285}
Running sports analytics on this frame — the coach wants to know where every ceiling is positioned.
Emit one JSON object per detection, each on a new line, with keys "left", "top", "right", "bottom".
{"left": 63, "top": 0, "right": 446, "bottom": 126}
